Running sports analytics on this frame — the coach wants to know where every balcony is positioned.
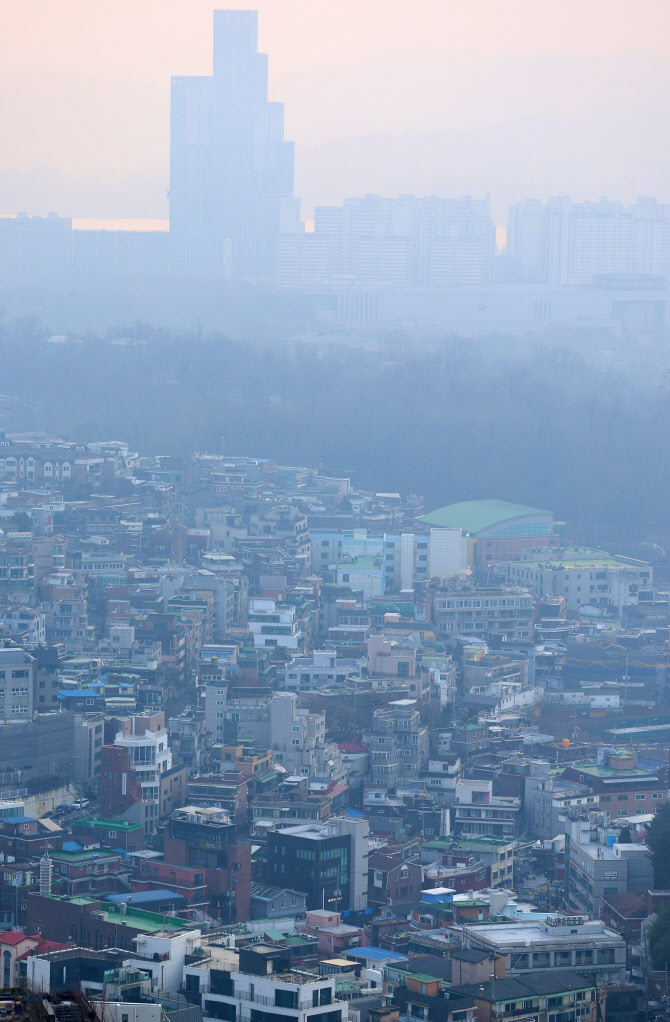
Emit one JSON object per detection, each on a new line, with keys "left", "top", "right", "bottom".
{"left": 236, "top": 989, "right": 319, "bottom": 1010}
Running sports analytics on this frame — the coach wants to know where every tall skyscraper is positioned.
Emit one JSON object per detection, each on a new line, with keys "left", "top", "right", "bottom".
{"left": 170, "top": 10, "right": 295, "bottom": 278}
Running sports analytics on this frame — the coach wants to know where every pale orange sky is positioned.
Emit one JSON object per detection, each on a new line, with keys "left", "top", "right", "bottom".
{"left": 2, "top": 1, "right": 669, "bottom": 218}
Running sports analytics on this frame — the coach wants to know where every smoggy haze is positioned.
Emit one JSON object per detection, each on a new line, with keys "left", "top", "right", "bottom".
{"left": 2, "top": 0, "right": 670, "bottom": 219}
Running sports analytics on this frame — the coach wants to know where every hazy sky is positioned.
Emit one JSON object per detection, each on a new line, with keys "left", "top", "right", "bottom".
{"left": 3, "top": 0, "right": 670, "bottom": 220}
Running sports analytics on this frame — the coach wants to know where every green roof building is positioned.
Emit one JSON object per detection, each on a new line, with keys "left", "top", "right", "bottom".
{"left": 419, "top": 499, "right": 557, "bottom": 568}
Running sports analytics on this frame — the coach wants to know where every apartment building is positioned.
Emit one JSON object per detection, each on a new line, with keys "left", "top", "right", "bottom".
{"left": 565, "top": 820, "right": 653, "bottom": 918}
{"left": 0, "top": 642, "right": 35, "bottom": 719}
{"left": 310, "top": 527, "right": 466, "bottom": 592}
{"left": 248, "top": 597, "right": 303, "bottom": 651}
{"left": 432, "top": 589, "right": 534, "bottom": 640}
{"left": 452, "top": 779, "right": 522, "bottom": 841}
{"left": 463, "top": 914, "right": 626, "bottom": 985}
{"left": 184, "top": 945, "right": 344, "bottom": 1022}
{"left": 284, "top": 650, "right": 360, "bottom": 693}
{"left": 507, "top": 549, "right": 652, "bottom": 616}
{"left": 267, "top": 817, "right": 369, "bottom": 913}
{"left": 560, "top": 749, "right": 667, "bottom": 817}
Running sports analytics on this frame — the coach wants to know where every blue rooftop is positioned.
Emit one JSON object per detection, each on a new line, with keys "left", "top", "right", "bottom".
{"left": 344, "top": 947, "right": 408, "bottom": 962}
{"left": 58, "top": 689, "right": 99, "bottom": 698}
{"left": 0, "top": 816, "right": 36, "bottom": 824}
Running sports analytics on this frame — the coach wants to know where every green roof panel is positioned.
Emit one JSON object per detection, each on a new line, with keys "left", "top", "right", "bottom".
{"left": 419, "top": 499, "right": 551, "bottom": 534}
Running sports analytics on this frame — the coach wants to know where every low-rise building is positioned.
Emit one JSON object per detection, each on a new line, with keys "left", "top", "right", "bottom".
{"left": 249, "top": 882, "right": 308, "bottom": 920}
{"left": 184, "top": 944, "right": 344, "bottom": 1022}
{"left": 452, "top": 779, "right": 521, "bottom": 840}
{"left": 284, "top": 650, "right": 360, "bottom": 693}
{"left": 564, "top": 821, "right": 653, "bottom": 918}
{"left": 248, "top": 597, "right": 304, "bottom": 651}
{"left": 451, "top": 971, "right": 599, "bottom": 1022}
{"left": 463, "top": 914, "right": 627, "bottom": 985}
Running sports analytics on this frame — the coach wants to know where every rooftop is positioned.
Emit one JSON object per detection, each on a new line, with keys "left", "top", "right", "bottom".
{"left": 453, "top": 970, "right": 595, "bottom": 1002}
{"left": 464, "top": 919, "right": 622, "bottom": 948}
{"left": 74, "top": 816, "right": 143, "bottom": 832}
{"left": 344, "top": 947, "right": 408, "bottom": 962}
{"left": 519, "top": 547, "right": 642, "bottom": 570}
{"left": 420, "top": 499, "right": 551, "bottom": 534}
{"left": 50, "top": 849, "right": 119, "bottom": 863}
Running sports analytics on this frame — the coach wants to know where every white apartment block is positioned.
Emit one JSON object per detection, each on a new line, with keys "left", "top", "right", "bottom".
{"left": 113, "top": 726, "right": 172, "bottom": 806}
{"left": 248, "top": 598, "right": 303, "bottom": 650}
{"left": 508, "top": 196, "right": 670, "bottom": 286}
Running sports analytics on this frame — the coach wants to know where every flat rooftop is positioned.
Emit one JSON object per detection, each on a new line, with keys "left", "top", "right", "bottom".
{"left": 465, "top": 920, "right": 621, "bottom": 947}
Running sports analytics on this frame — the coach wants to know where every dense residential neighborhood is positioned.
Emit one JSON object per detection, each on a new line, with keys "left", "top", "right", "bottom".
{"left": 0, "top": 432, "right": 666, "bottom": 1022}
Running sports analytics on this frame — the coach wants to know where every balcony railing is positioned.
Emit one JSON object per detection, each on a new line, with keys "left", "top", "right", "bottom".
{"left": 236, "top": 989, "right": 317, "bottom": 1010}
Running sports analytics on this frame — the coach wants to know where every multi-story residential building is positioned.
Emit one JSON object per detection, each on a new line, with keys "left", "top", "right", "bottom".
{"left": 179, "top": 566, "right": 247, "bottom": 638}
{"left": 452, "top": 971, "right": 598, "bottom": 1022}
{"left": 267, "top": 817, "right": 369, "bottom": 913}
{"left": 279, "top": 193, "right": 496, "bottom": 289}
{"left": 48, "top": 848, "right": 124, "bottom": 898}
{"left": 310, "top": 527, "right": 467, "bottom": 592}
{"left": 72, "top": 712, "right": 104, "bottom": 790}
{"left": 432, "top": 588, "right": 534, "bottom": 640}
{"left": 564, "top": 820, "right": 653, "bottom": 918}
{"left": 463, "top": 914, "right": 627, "bottom": 985}
{"left": 524, "top": 764, "right": 596, "bottom": 840}
{"left": 132, "top": 858, "right": 207, "bottom": 916}
{"left": 168, "top": 711, "right": 212, "bottom": 776}
{"left": 184, "top": 945, "right": 344, "bottom": 1022}
{"left": 80, "top": 553, "right": 128, "bottom": 586}
{"left": 0, "top": 537, "right": 35, "bottom": 603}
{"left": 507, "top": 548, "right": 652, "bottom": 617}
{"left": 135, "top": 613, "right": 187, "bottom": 686}
{"left": 43, "top": 590, "right": 90, "bottom": 651}
{"left": 421, "top": 652, "right": 458, "bottom": 706}
{"left": 250, "top": 779, "right": 349, "bottom": 835}
{"left": 422, "top": 754, "right": 462, "bottom": 800}
{"left": 31, "top": 644, "right": 66, "bottom": 713}
{"left": 284, "top": 650, "right": 360, "bottom": 693}
{"left": 269, "top": 692, "right": 342, "bottom": 781}
{"left": 0, "top": 606, "right": 46, "bottom": 644}
{"left": 0, "top": 642, "right": 34, "bottom": 719}
{"left": 164, "top": 805, "right": 251, "bottom": 922}
{"left": 185, "top": 773, "right": 249, "bottom": 825}
{"left": 101, "top": 719, "right": 184, "bottom": 831}
{"left": 452, "top": 779, "right": 521, "bottom": 841}
{"left": 560, "top": 749, "right": 667, "bottom": 817}
{"left": 367, "top": 853, "right": 422, "bottom": 909}
{"left": 366, "top": 699, "right": 428, "bottom": 781}
{"left": 248, "top": 597, "right": 303, "bottom": 650}
{"left": 99, "top": 744, "right": 152, "bottom": 832}
{"left": 367, "top": 635, "right": 417, "bottom": 680}
{"left": 507, "top": 195, "right": 670, "bottom": 286}
{"left": 195, "top": 507, "right": 248, "bottom": 553}
{"left": 250, "top": 506, "right": 311, "bottom": 575}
